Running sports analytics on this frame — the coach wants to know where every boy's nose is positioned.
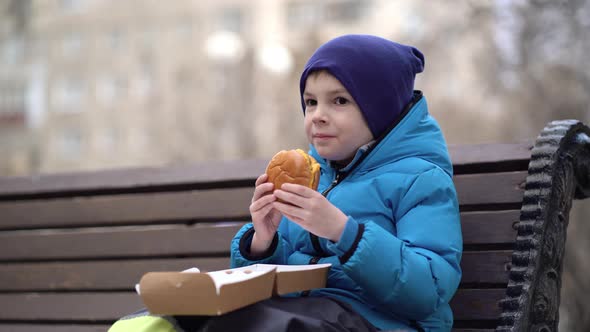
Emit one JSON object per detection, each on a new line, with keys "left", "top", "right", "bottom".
{"left": 311, "top": 105, "right": 328, "bottom": 124}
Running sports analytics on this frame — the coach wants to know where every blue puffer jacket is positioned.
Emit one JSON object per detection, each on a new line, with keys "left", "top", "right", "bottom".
{"left": 230, "top": 94, "right": 462, "bottom": 331}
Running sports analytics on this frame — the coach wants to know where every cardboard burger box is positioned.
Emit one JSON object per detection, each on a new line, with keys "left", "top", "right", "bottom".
{"left": 138, "top": 264, "right": 331, "bottom": 316}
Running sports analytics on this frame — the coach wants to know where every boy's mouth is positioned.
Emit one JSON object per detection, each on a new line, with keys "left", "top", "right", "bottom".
{"left": 313, "top": 134, "right": 335, "bottom": 139}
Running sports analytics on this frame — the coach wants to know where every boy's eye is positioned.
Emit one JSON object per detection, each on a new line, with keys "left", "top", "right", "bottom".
{"left": 334, "top": 97, "right": 349, "bottom": 105}
{"left": 305, "top": 99, "right": 317, "bottom": 106}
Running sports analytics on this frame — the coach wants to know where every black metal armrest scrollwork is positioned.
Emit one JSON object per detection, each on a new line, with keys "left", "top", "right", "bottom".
{"left": 497, "top": 120, "right": 590, "bottom": 332}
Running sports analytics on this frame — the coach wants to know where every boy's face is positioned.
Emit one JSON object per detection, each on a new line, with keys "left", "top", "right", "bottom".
{"left": 303, "top": 71, "right": 373, "bottom": 165}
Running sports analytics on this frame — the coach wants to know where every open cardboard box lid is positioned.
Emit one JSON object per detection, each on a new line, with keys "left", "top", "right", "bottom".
{"left": 139, "top": 264, "right": 330, "bottom": 316}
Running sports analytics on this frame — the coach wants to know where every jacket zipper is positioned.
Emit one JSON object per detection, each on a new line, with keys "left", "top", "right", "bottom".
{"left": 303, "top": 172, "right": 344, "bottom": 297}
{"left": 322, "top": 172, "right": 344, "bottom": 197}
{"left": 309, "top": 171, "right": 345, "bottom": 257}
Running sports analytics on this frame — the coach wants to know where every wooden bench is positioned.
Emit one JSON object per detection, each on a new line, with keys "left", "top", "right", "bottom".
{"left": 0, "top": 119, "right": 588, "bottom": 332}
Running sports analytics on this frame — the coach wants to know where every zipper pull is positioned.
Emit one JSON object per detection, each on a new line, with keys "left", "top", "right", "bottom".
{"left": 322, "top": 171, "right": 344, "bottom": 196}
{"left": 334, "top": 172, "right": 342, "bottom": 183}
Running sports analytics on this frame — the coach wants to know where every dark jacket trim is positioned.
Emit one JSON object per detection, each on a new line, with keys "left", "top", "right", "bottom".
{"left": 339, "top": 223, "right": 365, "bottom": 265}
{"left": 239, "top": 227, "right": 279, "bottom": 261}
{"left": 310, "top": 232, "right": 324, "bottom": 255}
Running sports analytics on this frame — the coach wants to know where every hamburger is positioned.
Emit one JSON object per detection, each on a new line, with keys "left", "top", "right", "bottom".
{"left": 266, "top": 149, "right": 320, "bottom": 191}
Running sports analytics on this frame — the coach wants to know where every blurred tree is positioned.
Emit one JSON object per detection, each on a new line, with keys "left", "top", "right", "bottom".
{"left": 5, "top": 0, "right": 31, "bottom": 34}
{"left": 503, "top": 1, "right": 590, "bottom": 331}
{"left": 500, "top": 0, "right": 590, "bottom": 137}
{"left": 420, "top": 1, "right": 590, "bottom": 330}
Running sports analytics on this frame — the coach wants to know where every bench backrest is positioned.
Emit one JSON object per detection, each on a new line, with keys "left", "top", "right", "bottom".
{"left": 0, "top": 141, "right": 535, "bottom": 332}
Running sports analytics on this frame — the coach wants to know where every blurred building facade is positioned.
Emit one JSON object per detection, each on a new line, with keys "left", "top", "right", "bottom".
{"left": 0, "top": 1, "right": 34, "bottom": 175}
{"left": 0, "top": 0, "right": 497, "bottom": 176}
{"left": 3, "top": 2, "right": 589, "bottom": 331}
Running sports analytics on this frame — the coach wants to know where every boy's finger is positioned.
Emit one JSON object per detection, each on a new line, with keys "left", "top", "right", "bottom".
{"left": 252, "top": 189, "right": 276, "bottom": 206}
{"left": 274, "top": 190, "right": 305, "bottom": 208}
{"left": 253, "top": 183, "right": 274, "bottom": 200}
{"left": 280, "top": 183, "right": 313, "bottom": 197}
{"left": 255, "top": 173, "right": 269, "bottom": 186}
{"left": 273, "top": 201, "right": 303, "bottom": 220}
{"left": 253, "top": 203, "right": 274, "bottom": 218}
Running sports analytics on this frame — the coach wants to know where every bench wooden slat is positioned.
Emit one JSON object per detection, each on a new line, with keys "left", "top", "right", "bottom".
{"left": 0, "top": 143, "right": 531, "bottom": 199}
{"left": 0, "top": 293, "right": 143, "bottom": 321}
{"left": 0, "top": 188, "right": 253, "bottom": 230}
{"left": 449, "top": 142, "right": 531, "bottom": 174}
{"left": 0, "top": 325, "right": 109, "bottom": 332}
{"left": 0, "top": 251, "right": 510, "bottom": 292}
{"left": 0, "top": 258, "right": 230, "bottom": 291}
{"left": 460, "top": 251, "right": 510, "bottom": 284}
{"left": 0, "top": 208, "right": 518, "bottom": 262}
{"left": 461, "top": 210, "right": 518, "bottom": 245}
{"left": 0, "top": 209, "right": 518, "bottom": 262}
{"left": 0, "top": 224, "right": 244, "bottom": 261}
{"left": 450, "top": 289, "right": 504, "bottom": 320}
{"left": 0, "top": 289, "right": 503, "bottom": 321}
{"left": 454, "top": 171, "right": 525, "bottom": 207}
{"left": 0, "top": 210, "right": 519, "bottom": 261}
{"left": 0, "top": 160, "right": 264, "bottom": 199}
{"left": 0, "top": 172, "right": 526, "bottom": 230}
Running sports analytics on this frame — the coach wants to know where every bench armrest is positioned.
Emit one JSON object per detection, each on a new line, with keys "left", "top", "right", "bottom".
{"left": 497, "top": 120, "right": 590, "bottom": 332}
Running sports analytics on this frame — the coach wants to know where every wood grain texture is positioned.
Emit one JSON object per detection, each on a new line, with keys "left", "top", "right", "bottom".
{"left": 0, "top": 188, "right": 253, "bottom": 230}
{"left": 0, "top": 251, "right": 511, "bottom": 291}
{"left": 0, "top": 257, "right": 230, "bottom": 291}
{"left": 0, "top": 209, "right": 519, "bottom": 263}
{"left": 461, "top": 210, "right": 518, "bottom": 245}
{"left": 0, "top": 173, "right": 525, "bottom": 230}
{"left": 0, "top": 289, "right": 504, "bottom": 321}
{"left": 0, "top": 143, "right": 531, "bottom": 199}
{"left": 0, "top": 223, "right": 245, "bottom": 261}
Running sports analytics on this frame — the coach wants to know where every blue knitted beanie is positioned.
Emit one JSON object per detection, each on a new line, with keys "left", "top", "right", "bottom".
{"left": 299, "top": 34, "right": 425, "bottom": 139}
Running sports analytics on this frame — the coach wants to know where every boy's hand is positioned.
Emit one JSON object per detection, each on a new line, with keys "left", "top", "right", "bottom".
{"left": 272, "top": 183, "right": 347, "bottom": 242}
{"left": 249, "top": 174, "right": 282, "bottom": 254}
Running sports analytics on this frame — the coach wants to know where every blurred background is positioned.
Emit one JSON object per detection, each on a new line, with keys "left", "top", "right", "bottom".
{"left": 0, "top": 0, "right": 588, "bottom": 330}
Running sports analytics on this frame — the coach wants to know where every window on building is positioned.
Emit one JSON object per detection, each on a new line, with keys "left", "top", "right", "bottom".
{"left": 286, "top": 1, "right": 322, "bottom": 28}
{"left": 60, "top": 33, "right": 82, "bottom": 57}
{"left": 107, "top": 29, "right": 125, "bottom": 51}
{"left": 0, "top": 84, "right": 26, "bottom": 116}
{"left": 51, "top": 78, "right": 85, "bottom": 111}
{"left": 400, "top": 11, "right": 424, "bottom": 38}
{"left": 175, "top": 20, "right": 193, "bottom": 40}
{"left": 56, "top": 128, "right": 83, "bottom": 160}
{"left": 1, "top": 38, "right": 25, "bottom": 65}
{"left": 217, "top": 7, "right": 243, "bottom": 33}
{"left": 96, "top": 76, "right": 127, "bottom": 106}
{"left": 129, "top": 127, "right": 149, "bottom": 150}
{"left": 58, "top": 0, "right": 86, "bottom": 13}
{"left": 132, "top": 73, "right": 154, "bottom": 100}
{"left": 138, "top": 27, "right": 156, "bottom": 51}
{"left": 96, "top": 127, "right": 118, "bottom": 151}
{"left": 325, "top": 0, "right": 368, "bottom": 23}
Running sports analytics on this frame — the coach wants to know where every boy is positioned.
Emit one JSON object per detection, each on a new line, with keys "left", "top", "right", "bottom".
{"left": 230, "top": 34, "right": 463, "bottom": 331}
{"left": 110, "top": 34, "right": 462, "bottom": 332}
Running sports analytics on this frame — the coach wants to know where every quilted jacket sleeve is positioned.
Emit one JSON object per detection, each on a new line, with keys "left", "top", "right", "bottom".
{"left": 229, "top": 219, "right": 294, "bottom": 268}
{"left": 328, "top": 167, "right": 462, "bottom": 320}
